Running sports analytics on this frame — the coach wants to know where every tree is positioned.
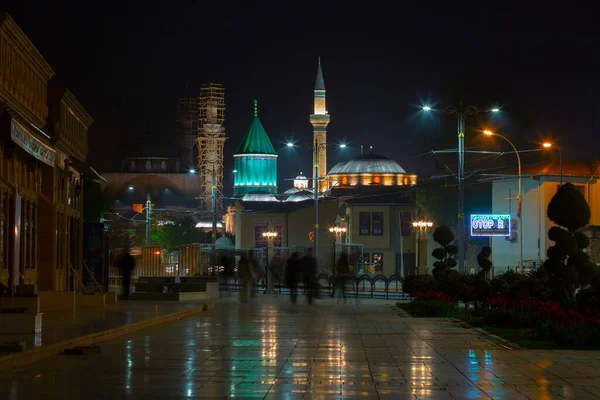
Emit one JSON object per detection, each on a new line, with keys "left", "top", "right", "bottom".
{"left": 431, "top": 225, "right": 458, "bottom": 280}
{"left": 151, "top": 217, "right": 210, "bottom": 252}
{"left": 543, "top": 183, "right": 597, "bottom": 306}
{"left": 83, "top": 180, "right": 113, "bottom": 223}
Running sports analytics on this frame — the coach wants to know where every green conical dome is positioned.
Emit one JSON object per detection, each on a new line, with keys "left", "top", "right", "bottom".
{"left": 235, "top": 100, "right": 277, "bottom": 155}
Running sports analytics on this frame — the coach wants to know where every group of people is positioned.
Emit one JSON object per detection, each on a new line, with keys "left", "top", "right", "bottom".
{"left": 285, "top": 249, "right": 318, "bottom": 304}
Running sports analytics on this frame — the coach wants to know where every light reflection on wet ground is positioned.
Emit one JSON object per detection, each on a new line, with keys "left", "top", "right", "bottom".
{"left": 1, "top": 296, "right": 599, "bottom": 399}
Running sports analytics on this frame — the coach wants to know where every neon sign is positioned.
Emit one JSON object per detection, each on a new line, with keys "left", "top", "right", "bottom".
{"left": 470, "top": 214, "right": 511, "bottom": 236}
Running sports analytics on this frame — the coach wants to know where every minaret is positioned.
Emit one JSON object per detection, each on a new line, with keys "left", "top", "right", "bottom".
{"left": 310, "top": 57, "right": 330, "bottom": 193}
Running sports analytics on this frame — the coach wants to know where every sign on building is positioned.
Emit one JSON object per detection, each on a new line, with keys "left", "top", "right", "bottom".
{"left": 470, "top": 214, "right": 511, "bottom": 237}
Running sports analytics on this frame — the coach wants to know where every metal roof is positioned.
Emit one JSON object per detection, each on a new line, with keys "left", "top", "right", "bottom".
{"left": 285, "top": 190, "right": 313, "bottom": 202}
{"left": 241, "top": 191, "right": 279, "bottom": 202}
{"left": 328, "top": 154, "right": 406, "bottom": 174}
{"left": 234, "top": 102, "right": 277, "bottom": 155}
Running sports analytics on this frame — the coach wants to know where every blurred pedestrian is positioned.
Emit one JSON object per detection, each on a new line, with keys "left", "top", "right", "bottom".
{"left": 286, "top": 252, "right": 301, "bottom": 303}
{"left": 238, "top": 253, "right": 253, "bottom": 303}
{"left": 335, "top": 253, "right": 349, "bottom": 299}
{"left": 301, "top": 249, "right": 317, "bottom": 304}
{"left": 118, "top": 249, "right": 136, "bottom": 300}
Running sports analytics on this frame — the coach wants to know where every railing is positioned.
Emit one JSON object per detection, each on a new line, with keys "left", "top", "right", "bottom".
{"left": 219, "top": 273, "right": 409, "bottom": 300}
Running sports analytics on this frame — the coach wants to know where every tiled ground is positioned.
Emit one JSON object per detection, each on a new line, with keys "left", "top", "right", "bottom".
{"left": 0, "top": 300, "right": 206, "bottom": 350}
{"left": 1, "top": 296, "right": 600, "bottom": 399}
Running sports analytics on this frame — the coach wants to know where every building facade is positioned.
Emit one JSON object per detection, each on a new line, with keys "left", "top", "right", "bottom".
{"left": 489, "top": 159, "right": 600, "bottom": 273}
{"left": 0, "top": 14, "right": 96, "bottom": 294}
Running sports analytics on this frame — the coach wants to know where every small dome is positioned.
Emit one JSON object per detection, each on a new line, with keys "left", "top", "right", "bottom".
{"left": 285, "top": 190, "right": 313, "bottom": 202}
{"left": 242, "top": 190, "right": 279, "bottom": 202}
{"left": 283, "top": 187, "right": 300, "bottom": 195}
{"left": 329, "top": 153, "right": 406, "bottom": 174}
{"left": 295, "top": 174, "right": 308, "bottom": 181}
{"left": 195, "top": 220, "right": 224, "bottom": 229}
{"left": 215, "top": 236, "right": 234, "bottom": 249}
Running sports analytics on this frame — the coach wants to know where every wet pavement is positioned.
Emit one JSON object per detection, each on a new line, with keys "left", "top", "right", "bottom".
{"left": 1, "top": 295, "right": 600, "bottom": 399}
{"left": 0, "top": 301, "right": 206, "bottom": 350}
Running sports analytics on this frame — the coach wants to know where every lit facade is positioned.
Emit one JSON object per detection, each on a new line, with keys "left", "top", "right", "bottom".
{"left": 233, "top": 101, "right": 278, "bottom": 196}
{"left": 489, "top": 159, "right": 600, "bottom": 274}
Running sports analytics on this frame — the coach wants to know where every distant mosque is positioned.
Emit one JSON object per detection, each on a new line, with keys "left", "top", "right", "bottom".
{"left": 228, "top": 58, "right": 417, "bottom": 206}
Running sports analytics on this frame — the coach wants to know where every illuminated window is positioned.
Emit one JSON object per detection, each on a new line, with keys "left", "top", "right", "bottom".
{"left": 373, "top": 253, "right": 383, "bottom": 274}
{"left": 341, "top": 176, "right": 348, "bottom": 186}
{"left": 373, "top": 176, "right": 381, "bottom": 185}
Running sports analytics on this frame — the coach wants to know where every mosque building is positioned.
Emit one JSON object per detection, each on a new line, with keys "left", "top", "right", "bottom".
{"left": 224, "top": 59, "right": 421, "bottom": 276}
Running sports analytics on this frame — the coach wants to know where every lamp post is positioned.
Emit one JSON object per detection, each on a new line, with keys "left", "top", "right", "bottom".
{"left": 286, "top": 141, "right": 345, "bottom": 275}
{"left": 542, "top": 142, "right": 563, "bottom": 186}
{"left": 422, "top": 103, "right": 499, "bottom": 273}
{"left": 484, "top": 130, "right": 522, "bottom": 271}
{"left": 412, "top": 221, "right": 433, "bottom": 275}
{"left": 329, "top": 215, "right": 347, "bottom": 273}
{"left": 262, "top": 222, "right": 278, "bottom": 294}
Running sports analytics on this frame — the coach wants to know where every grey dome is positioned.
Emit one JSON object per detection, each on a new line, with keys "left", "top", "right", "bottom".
{"left": 285, "top": 190, "right": 313, "bottom": 202}
{"left": 295, "top": 174, "right": 308, "bottom": 181}
{"left": 283, "top": 187, "right": 300, "bottom": 195}
{"left": 215, "top": 236, "right": 234, "bottom": 249}
{"left": 328, "top": 154, "right": 406, "bottom": 174}
{"left": 242, "top": 191, "right": 279, "bottom": 202}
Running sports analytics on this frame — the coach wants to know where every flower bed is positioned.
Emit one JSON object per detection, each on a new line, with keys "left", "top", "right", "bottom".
{"left": 401, "top": 291, "right": 458, "bottom": 317}
{"left": 481, "top": 297, "right": 600, "bottom": 349}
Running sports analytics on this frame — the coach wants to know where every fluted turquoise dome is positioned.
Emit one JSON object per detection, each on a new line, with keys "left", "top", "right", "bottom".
{"left": 233, "top": 100, "right": 278, "bottom": 196}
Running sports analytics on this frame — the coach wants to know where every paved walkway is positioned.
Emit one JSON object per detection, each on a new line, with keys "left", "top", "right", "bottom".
{"left": 1, "top": 296, "right": 600, "bottom": 399}
{"left": 0, "top": 301, "right": 207, "bottom": 350}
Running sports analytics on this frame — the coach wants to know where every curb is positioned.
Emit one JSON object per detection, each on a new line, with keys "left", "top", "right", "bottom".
{"left": 0, "top": 303, "right": 214, "bottom": 371}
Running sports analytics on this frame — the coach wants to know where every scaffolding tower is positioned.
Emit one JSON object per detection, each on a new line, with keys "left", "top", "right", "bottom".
{"left": 197, "top": 83, "right": 226, "bottom": 212}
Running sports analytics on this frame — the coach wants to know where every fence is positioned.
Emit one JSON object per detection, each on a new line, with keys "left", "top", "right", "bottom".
{"left": 220, "top": 273, "right": 408, "bottom": 300}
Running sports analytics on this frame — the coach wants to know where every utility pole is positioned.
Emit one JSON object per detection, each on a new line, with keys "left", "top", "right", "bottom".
{"left": 145, "top": 193, "right": 152, "bottom": 246}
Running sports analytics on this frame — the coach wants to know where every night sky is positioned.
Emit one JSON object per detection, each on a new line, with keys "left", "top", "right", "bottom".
{"left": 4, "top": 1, "right": 599, "bottom": 195}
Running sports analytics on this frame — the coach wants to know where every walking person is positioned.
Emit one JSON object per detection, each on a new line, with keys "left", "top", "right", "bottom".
{"left": 237, "top": 253, "right": 253, "bottom": 303}
{"left": 301, "top": 249, "right": 317, "bottom": 304}
{"left": 286, "top": 252, "right": 300, "bottom": 303}
{"left": 335, "top": 253, "right": 349, "bottom": 299}
{"left": 118, "top": 249, "right": 136, "bottom": 300}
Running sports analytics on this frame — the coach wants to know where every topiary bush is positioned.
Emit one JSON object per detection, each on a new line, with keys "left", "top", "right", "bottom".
{"left": 543, "top": 183, "right": 598, "bottom": 306}
{"left": 431, "top": 225, "right": 458, "bottom": 281}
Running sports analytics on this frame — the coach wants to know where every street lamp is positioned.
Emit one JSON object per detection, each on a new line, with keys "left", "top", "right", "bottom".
{"left": 422, "top": 103, "right": 499, "bottom": 273}
{"left": 262, "top": 222, "right": 278, "bottom": 294}
{"left": 484, "top": 130, "right": 522, "bottom": 271}
{"left": 412, "top": 221, "right": 433, "bottom": 275}
{"left": 542, "top": 142, "right": 563, "bottom": 186}
{"left": 286, "top": 141, "right": 346, "bottom": 274}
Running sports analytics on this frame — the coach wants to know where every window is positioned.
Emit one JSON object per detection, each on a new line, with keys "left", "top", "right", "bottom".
{"left": 359, "top": 212, "right": 370, "bottom": 236}
{"left": 373, "top": 175, "right": 381, "bottom": 185}
{"left": 372, "top": 212, "right": 383, "bottom": 236}
{"left": 360, "top": 253, "right": 370, "bottom": 274}
{"left": 373, "top": 253, "right": 383, "bottom": 274}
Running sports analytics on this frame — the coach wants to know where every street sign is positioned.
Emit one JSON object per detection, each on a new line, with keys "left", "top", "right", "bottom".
{"left": 470, "top": 214, "right": 511, "bottom": 236}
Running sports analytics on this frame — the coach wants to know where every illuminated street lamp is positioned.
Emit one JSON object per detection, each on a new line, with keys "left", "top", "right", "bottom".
{"left": 484, "top": 130, "right": 522, "bottom": 271}
{"left": 422, "top": 103, "right": 499, "bottom": 273}
{"left": 262, "top": 222, "right": 278, "bottom": 294}
{"left": 542, "top": 142, "right": 563, "bottom": 186}
{"left": 412, "top": 220, "right": 433, "bottom": 275}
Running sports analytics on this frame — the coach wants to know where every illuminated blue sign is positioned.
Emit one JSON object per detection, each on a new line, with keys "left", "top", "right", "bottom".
{"left": 470, "top": 214, "right": 511, "bottom": 237}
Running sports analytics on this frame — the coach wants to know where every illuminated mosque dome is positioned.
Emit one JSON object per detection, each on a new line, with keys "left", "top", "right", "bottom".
{"left": 233, "top": 100, "right": 278, "bottom": 196}
{"left": 283, "top": 187, "right": 300, "bottom": 195}
{"left": 241, "top": 190, "right": 279, "bottom": 202}
{"left": 328, "top": 153, "right": 417, "bottom": 187}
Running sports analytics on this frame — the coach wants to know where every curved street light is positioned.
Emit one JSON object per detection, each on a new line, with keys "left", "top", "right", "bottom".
{"left": 484, "top": 130, "right": 522, "bottom": 271}
{"left": 542, "top": 142, "right": 563, "bottom": 186}
{"left": 422, "top": 103, "right": 499, "bottom": 273}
